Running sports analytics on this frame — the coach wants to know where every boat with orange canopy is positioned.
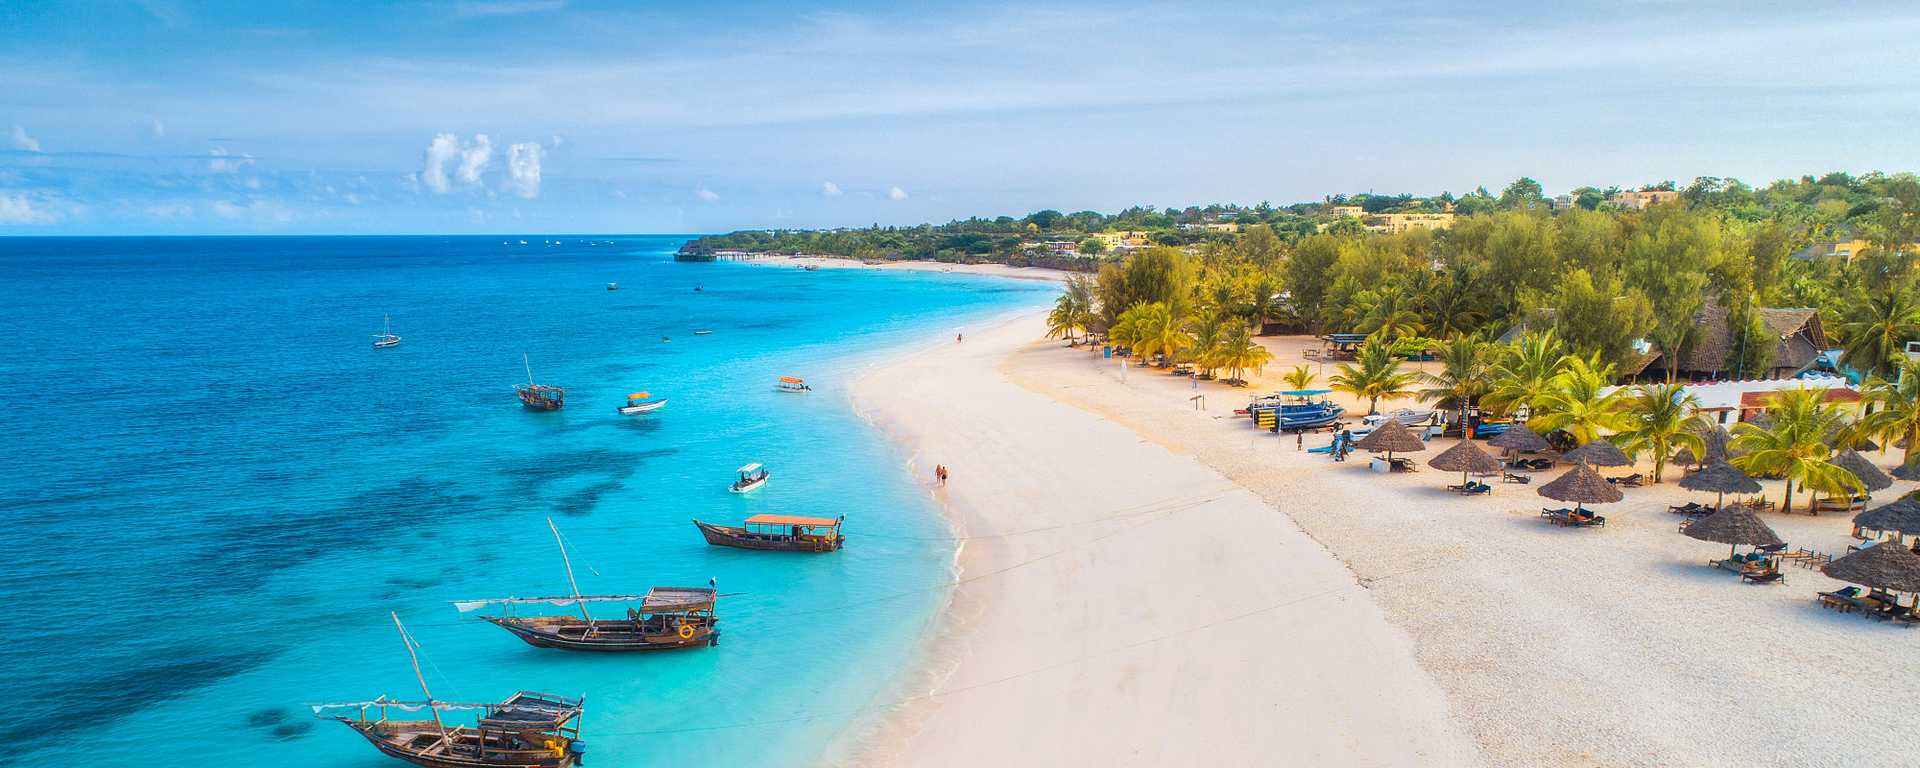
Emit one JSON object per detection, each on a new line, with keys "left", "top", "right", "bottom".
{"left": 776, "top": 376, "right": 811, "bottom": 393}
{"left": 693, "top": 514, "right": 844, "bottom": 552}
{"left": 616, "top": 391, "right": 666, "bottom": 415}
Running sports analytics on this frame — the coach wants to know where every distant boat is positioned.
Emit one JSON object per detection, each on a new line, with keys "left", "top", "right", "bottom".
{"left": 1363, "top": 408, "right": 1435, "bottom": 427}
{"left": 660, "top": 336, "right": 671, "bottom": 343}
{"left": 693, "top": 285, "right": 703, "bottom": 293}
{"left": 371, "top": 315, "right": 402, "bottom": 348}
{"left": 516, "top": 353, "right": 565, "bottom": 410}
{"left": 693, "top": 329, "right": 713, "bottom": 336}
{"left": 617, "top": 391, "right": 667, "bottom": 415}
{"left": 776, "top": 376, "right": 811, "bottom": 393}
{"left": 606, "top": 282, "right": 618, "bottom": 291}
{"left": 802, "top": 264, "right": 819, "bottom": 271}
{"left": 729, "top": 463, "right": 770, "bottom": 493}
{"left": 316, "top": 612, "right": 587, "bottom": 766}
{"left": 694, "top": 514, "right": 844, "bottom": 552}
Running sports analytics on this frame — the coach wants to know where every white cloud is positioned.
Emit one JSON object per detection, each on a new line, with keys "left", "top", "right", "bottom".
{"left": 151, "top": 118, "right": 166, "bottom": 138}
{"left": 458, "top": 133, "right": 493, "bottom": 184}
{"left": 550, "top": 134, "right": 565, "bottom": 148}
{"left": 10, "top": 125, "right": 41, "bottom": 152}
{"left": 422, "top": 133, "right": 460, "bottom": 193}
{"left": 145, "top": 202, "right": 193, "bottom": 219}
{"left": 821, "top": 181, "right": 842, "bottom": 196}
{"left": 694, "top": 187, "right": 720, "bottom": 202}
{"left": 210, "top": 199, "right": 295, "bottom": 223}
{"left": 507, "top": 141, "right": 543, "bottom": 198}
{"left": 208, "top": 146, "right": 255, "bottom": 173}
{"left": 0, "top": 193, "right": 54, "bottom": 224}
{"left": 454, "top": 0, "right": 566, "bottom": 17}
{"left": 888, "top": 185, "right": 909, "bottom": 200}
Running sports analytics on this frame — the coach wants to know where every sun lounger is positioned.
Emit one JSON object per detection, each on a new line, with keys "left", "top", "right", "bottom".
{"left": 1502, "top": 472, "right": 1530, "bottom": 484}
{"left": 1446, "top": 481, "right": 1491, "bottom": 495}
{"left": 1668, "top": 502, "right": 1707, "bottom": 515}
{"left": 1819, "top": 587, "right": 1872, "bottom": 612}
{"left": 1388, "top": 457, "right": 1417, "bottom": 472}
{"left": 1607, "top": 473, "right": 1647, "bottom": 487}
{"left": 1741, "top": 568, "right": 1786, "bottom": 585}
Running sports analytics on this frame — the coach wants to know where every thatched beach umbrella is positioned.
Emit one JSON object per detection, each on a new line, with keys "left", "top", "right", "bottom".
{"left": 1561, "top": 439, "right": 1633, "bottom": 468}
{"left": 1824, "top": 542, "right": 1920, "bottom": 602}
{"left": 1832, "top": 449, "right": 1892, "bottom": 494}
{"left": 1683, "top": 504, "right": 1784, "bottom": 557}
{"left": 1893, "top": 458, "right": 1920, "bottom": 482}
{"left": 1352, "top": 419, "right": 1427, "bottom": 463}
{"left": 1428, "top": 440, "right": 1504, "bottom": 486}
{"left": 1854, "top": 497, "right": 1920, "bottom": 540}
{"left": 1537, "top": 462, "right": 1623, "bottom": 513}
{"left": 1673, "top": 446, "right": 1700, "bottom": 468}
{"left": 1487, "top": 424, "right": 1552, "bottom": 454}
{"left": 1678, "top": 460, "right": 1763, "bottom": 512}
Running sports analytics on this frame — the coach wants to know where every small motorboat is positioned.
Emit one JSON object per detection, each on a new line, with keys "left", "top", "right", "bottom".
{"left": 693, "top": 329, "right": 714, "bottom": 336}
{"left": 729, "top": 463, "right": 770, "bottom": 494}
{"left": 1363, "top": 408, "right": 1435, "bottom": 427}
{"left": 694, "top": 514, "right": 844, "bottom": 552}
{"left": 776, "top": 376, "right": 811, "bottom": 393}
{"left": 1247, "top": 389, "right": 1344, "bottom": 431}
{"left": 660, "top": 336, "right": 671, "bottom": 343}
{"left": 693, "top": 286, "right": 703, "bottom": 293}
{"left": 606, "top": 282, "right": 619, "bottom": 291}
{"left": 617, "top": 392, "right": 667, "bottom": 415}
{"left": 371, "top": 315, "right": 402, "bottom": 348}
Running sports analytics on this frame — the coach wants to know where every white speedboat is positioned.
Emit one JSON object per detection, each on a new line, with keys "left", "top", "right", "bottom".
{"left": 776, "top": 376, "right": 811, "bottom": 393}
{"left": 730, "top": 463, "right": 770, "bottom": 493}
{"left": 371, "top": 315, "right": 402, "bottom": 348}
{"left": 1363, "top": 408, "right": 1436, "bottom": 427}
{"left": 617, "top": 391, "right": 667, "bottom": 415}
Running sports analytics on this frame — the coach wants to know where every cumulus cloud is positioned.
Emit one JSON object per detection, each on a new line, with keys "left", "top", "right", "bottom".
{"left": 0, "top": 193, "right": 54, "bottom": 224}
{"left": 458, "top": 134, "right": 493, "bottom": 184}
{"left": 208, "top": 146, "right": 256, "bottom": 173}
{"left": 507, "top": 142, "right": 543, "bottom": 198}
{"left": 10, "top": 125, "right": 41, "bottom": 152}
{"left": 423, "top": 133, "right": 461, "bottom": 193}
{"left": 694, "top": 187, "right": 720, "bottom": 202}
{"left": 821, "top": 181, "right": 842, "bottom": 197}
{"left": 888, "top": 185, "right": 909, "bottom": 200}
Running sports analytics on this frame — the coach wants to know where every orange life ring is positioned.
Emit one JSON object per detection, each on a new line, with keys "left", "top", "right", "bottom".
{"left": 677, "top": 622, "right": 696, "bottom": 640}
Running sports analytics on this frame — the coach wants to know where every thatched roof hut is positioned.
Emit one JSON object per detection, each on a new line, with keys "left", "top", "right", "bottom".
{"left": 1561, "top": 439, "right": 1633, "bottom": 468}
{"left": 1831, "top": 449, "right": 1892, "bottom": 493}
{"left": 1487, "top": 424, "right": 1552, "bottom": 453}
{"left": 1352, "top": 419, "right": 1426, "bottom": 458}
{"left": 1537, "top": 462, "right": 1624, "bottom": 510}
{"left": 1894, "top": 458, "right": 1920, "bottom": 482}
{"left": 1854, "top": 497, "right": 1920, "bottom": 537}
{"left": 1824, "top": 542, "right": 1920, "bottom": 594}
{"left": 1683, "top": 505, "right": 1784, "bottom": 556}
{"left": 1428, "top": 440, "right": 1504, "bottom": 483}
{"left": 1678, "top": 460, "right": 1762, "bottom": 509}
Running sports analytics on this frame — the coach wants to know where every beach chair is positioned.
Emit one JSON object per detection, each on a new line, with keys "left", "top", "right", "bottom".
{"left": 1668, "top": 502, "right": 1706, "bottom": 515}
{"left": 1566, "top": 511, "right": 1605, "bottom": 527}
{"left": 1502, "top": 472, "right": 1530, "bottom": 484}
{"left": 1818, "top": 587, "right": 1871, "bottom": 612}
{"left": 1388, "top": 457, "right": 1417, "bottom": 472}
{"left": 1740, "top": 566, "right": 1786, "bottom": 585}
{"left": 1607, "top": 473, "right": 1647, "bottom": 487}
{"left": 1446, "top": 481, "right": 1490, "bottom": 495}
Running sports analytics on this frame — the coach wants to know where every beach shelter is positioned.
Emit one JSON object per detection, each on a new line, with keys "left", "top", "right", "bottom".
{"left": 1831, "top": 449, "right": 1892, "bottom": 495}
{"left": 1560, "top": 439, "right": 1633, "bottom": 468}
{"left": 1673, "top": 446, "right": 1700, "bottom": 469}
{"left": 1678, "top": 460, "right": 1763, "bottom": 513}
{"left": 1352, "top": 419, "right": 1427, "bottom": 463}
{"left": 1537, "top": 462, "right": 1623, "bottom": 514}
{"left": 1893, "top": 458, "right": 1920, "bottom": 482}
{"left": 1824, "top": 542, "right": 1920, "bottom": 607}
{"left": 1487, "top": 424, "right": 1553, "bottom": 455}
{"left": 1683, "top": 504, "right": 1785, "bottom": 558}
{"left": 1427, "top": 440, "right": 1504, "bottom": 486}
{"left": 1854, "top": 497, "right": 1920, "bottom": 543}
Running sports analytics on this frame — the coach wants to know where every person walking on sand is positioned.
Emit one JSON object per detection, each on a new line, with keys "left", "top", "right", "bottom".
{"left": 956, "top": 332, "right": 963, "bottom": 343}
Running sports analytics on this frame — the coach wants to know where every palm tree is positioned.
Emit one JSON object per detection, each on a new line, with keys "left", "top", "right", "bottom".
{"left": 1218, "top": 325, "right": 1273, "bottom": 385}
{"left": 1126, "top": 302, "right": 1190, "bottom": 367}
{"left": 1859, "top": 358, "right": 1920, "bottom": 464}
{"left": 1187, "top": 310, "right": 1227, "bottom": 378}
{"left": 1331, "top": 340, "right": 1416, "bottom": 415}
{"left": 1416, "top": 334, "right": 1490, "bottom": 438}
{"left": 1528, "top": 353, "right": 1626, "bottom": 445}
{"left": 1614, "top": 383, "right": 1705, "bottom": 483}
{"left": 1108, "top": 302, "right": 1147, "bottom": 351}
{"left": 1732, "top": 387, "right": 1864, "bottom": 513}
{"left": 1045, "top": 274, "right": 1097, "bottom": 345}
{"left": 1282, "top": 365, "right": 1316, "bottom": 392}
{"left": 1483, "top": 330, "right": 1567, "bottom": 419}
{"left": 1839, "top": 289, "right": 1920, "bottom": 381}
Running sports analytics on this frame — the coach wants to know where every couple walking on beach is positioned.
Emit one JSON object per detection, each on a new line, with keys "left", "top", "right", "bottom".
{"left": 934, "top": 464, "right": 949, "bottom": 485}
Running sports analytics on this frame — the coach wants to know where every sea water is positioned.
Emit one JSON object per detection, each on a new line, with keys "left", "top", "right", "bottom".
{"left": 0, "top": 236, "right": 1054, "bottom": 766}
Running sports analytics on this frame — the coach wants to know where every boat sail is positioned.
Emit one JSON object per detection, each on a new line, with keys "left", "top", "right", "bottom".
{"left": 372, "top": 315, "right": 402, "bottom": 348}
{"left": 317, "top": 612, "right": 587, "bottom": 767}
{"left": 457, "top": 519, "right": 719, "bottom": 652}
{"left": 515, "top": 354, "right": 565, "bottom": 410}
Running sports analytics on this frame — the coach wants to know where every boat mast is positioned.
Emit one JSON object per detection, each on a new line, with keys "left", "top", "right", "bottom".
{"left": 391, "top": 612, "right": 449, "bottom": 745}
{"left": 523, "top": 353, "right": 535, "bottom": 387}
{"left": 548, "top": 518, "right": 591, "bottom": 622}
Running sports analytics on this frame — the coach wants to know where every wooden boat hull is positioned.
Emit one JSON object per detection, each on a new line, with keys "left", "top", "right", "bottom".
{"left": 617, "top": 399, "right": 667, "bottom": 415}
{"left": 694, "top": 520, "right": 843, "bottom": 552}
{"left": 339, "top": 720, "right": 577, "bottom": 768}
{"left": 482, "top": 616, "right": 717, "bottom": 652}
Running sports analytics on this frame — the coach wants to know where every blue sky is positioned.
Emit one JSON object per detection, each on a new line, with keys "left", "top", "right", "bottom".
{"left": 3, "top": 0, "right": 1919, "bottom": 235}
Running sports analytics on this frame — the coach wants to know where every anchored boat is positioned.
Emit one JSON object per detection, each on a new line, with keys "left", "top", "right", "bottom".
{"left": 317, "top": 613, "right": 587, "bottom": 767}
{"left": 776, "top": 376, "right": 811, "bottom": 393}
{"left": 616, "top": 391, "right": 667, "bottom": 415}
{"left": 372, "top": 315, "right": 402, "bottom": 348}
{"left": 729, "top": 463, "right": 770, "bottom": 493}
{"left": 1246, "top": 389, "right": 1344, "bottom": 431}
{"left": 515, "top": 354, "right": 565, "bottom": 410}
{"left": 694, "top": 514, "right": 844, "bottom": 552}
{"left": 458, "top": 519, "right": 719, "bottom": 652}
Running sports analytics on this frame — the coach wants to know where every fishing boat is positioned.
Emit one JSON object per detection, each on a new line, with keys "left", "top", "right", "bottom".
{"left": 616, "top": 391, "right": 667, "bottom": 415}
{"left": 372, "top": 315, "right": 402, "bottom": 348}
{"left": 694, "top": 514, "right": 844, "bottom": 552}
{"left": 458, "top": 519, "right": 720, "bottom": 652}
{"left": 729, "top": 463, "right": 770, "bottom": 493}
{"left": 515, "top": 354, "right": 565, "bottom": 410}
{"left": 1246, "top": 389, "right": 1344, "bottom": 431}
{"left": 605, "top": 282, "right": 618, "bottom": 291}
{"left": 776, "top": 376, "right": 811, "bottom": 393}
{"left": 317, "top": 613, "right": 586, "bottom": 767}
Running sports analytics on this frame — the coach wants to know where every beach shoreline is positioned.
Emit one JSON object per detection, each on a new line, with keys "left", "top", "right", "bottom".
{"left": 739, "top": 253, "right": 1080, "bottom": 285}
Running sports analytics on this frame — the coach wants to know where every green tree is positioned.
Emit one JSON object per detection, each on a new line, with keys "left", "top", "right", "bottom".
{"left": 1416, "top": 334, "right": 1491, "bottom": 437}
{"left": 1529, "top": 354, "right": 1627, "bottom": 445}
{"left": 1045, "top": 275, "right": 1096, "bottom": 344}
{"left": 1218, "top": 325, "right": 1274, "bottom": 384}
{"left": 1529, "top": 268, "right": 1655, "bottom": 371}
{"left": 1484, "top": 330, "right": 1568, "bottom": 418}
{"left": 1731, "top": 388, "right": 1864, "bottom": 513}
{"left": 1283, "top": 235, "right": 1340, "bottom": 332}
{"left": 1282, "top": 365, "right": 1316, "bottom": 391}
{"left": 1330, "top": 340, "right": 1417, "bottom": 415}
{"left": 1187, "top": 309, "right": 1227, "bottom": 378}
{"left": 1614, "top": 383, "right": 1706, "bottom": 483}
{"left": 1838, "top": 289, "right": 1920, "bottom": 381}
{"left": 1078, "top": 237, "right": 1107, "bottom": 256}
{"left": 1858, "top": 359, "right": 1920, "bottom": 465}
{"left": 1497, "top": 177, "right": 1548, "bottom": 211}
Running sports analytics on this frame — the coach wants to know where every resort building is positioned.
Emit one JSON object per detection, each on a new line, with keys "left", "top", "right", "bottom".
{"left": 1179, "top": 222, "right": 1240, "bottom": 233}
{"left": 1603, "top": 375, "right": 1859, "bottom": 425}
{"left": 1093, "top": 230, "right": 1152, "bottom": 249}
{"left": 1326, "top": 205, "right": 1365, "bottom": 219}
{"left": 1621, "top": 299, "right": 1828, "bottom": 381}
{"left": 1609, "top": 190, "right": 1681, "bottom": 210}
{"left": 1363, "top": 212, "right": 1455, "bottom": 234}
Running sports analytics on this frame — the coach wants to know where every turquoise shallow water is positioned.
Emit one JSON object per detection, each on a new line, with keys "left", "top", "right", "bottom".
{"left": 0, "top": 236, "right": 1053, "bottom": 766}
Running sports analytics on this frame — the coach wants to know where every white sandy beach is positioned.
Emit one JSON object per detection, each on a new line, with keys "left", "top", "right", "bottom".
{"left": 845, "top": 301, "right": 1919, "bottom": 767}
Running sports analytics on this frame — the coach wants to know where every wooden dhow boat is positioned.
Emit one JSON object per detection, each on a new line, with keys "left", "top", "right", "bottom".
{"left": 317, "top": 613, "right": 586, "bottom": 767}
{"left": 729, "top": 463, "right": 770, "bottom": 493}
{"left": 616, "top": 391, "right": 667, "bottom": 415}
{"left": 457, "top": 519, "right": 719, "bottom": 652}
{"left": 516, "top": 353, "right": 565, "bottom": 410}
{"left": 694, "top": 514, "right": 844, "bottom": 552}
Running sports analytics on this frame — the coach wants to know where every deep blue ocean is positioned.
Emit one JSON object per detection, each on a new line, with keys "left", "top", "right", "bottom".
{"left": 0, "top": 236, "right": 1053, "bottom": 766}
